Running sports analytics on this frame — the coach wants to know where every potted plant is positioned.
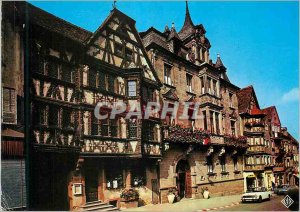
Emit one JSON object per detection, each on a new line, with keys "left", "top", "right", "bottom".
{"left": 120, "top": 188, "right": 139, "bottom": 209}
{"left": 167, "top": 188, "right": 176, "bottom": 204}
{"left": 201, "top": 187, "right": 210, "bottom": 199}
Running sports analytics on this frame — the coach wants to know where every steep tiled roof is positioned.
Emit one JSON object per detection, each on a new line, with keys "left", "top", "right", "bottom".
{"left": 178, "top": 1, "right": 195, "bottom": 40}
{"left": 236, "top": 86, "right": 254, "bottom": 114}
{"left": 10, "top": 1, "right": 92, "bottom": 43}
{"left": 250, "top": 106, "right": 265, "bottom": 116}
{"left": 262, "top": 106, "right": 281, "bottom": 125}
{"left": 262, "top": 106, "right": 275, "bottom": 119}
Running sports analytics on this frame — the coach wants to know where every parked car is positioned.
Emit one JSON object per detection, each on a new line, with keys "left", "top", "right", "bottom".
{"left": 277, "top": 185, "right": 297, "bottom": 195}
{"left": 274, "top": 184, "right": 289, "bottom": 194}
{"left": 241, "top": 187, "right": 272, "bottom": 203}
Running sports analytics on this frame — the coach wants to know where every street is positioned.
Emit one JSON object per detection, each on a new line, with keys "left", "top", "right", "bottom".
{"left": 217, "top": 195, "right": 290, "bottom": 211}
{"left": 122, "top": 194, "right": 299, "bottom": 212}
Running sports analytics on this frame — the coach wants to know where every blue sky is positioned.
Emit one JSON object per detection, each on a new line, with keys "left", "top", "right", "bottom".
{"left": 30, "top": 1, "right": 299, "bottom": 139}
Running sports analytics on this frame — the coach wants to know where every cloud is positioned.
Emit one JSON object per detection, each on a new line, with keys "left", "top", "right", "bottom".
{"left": 281, "top": 88, "right": 299, "bottom": 103}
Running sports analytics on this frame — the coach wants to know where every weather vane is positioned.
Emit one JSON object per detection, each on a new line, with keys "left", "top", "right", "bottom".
{"left": 113, "top": 0, "right": 117, "bottom": 9}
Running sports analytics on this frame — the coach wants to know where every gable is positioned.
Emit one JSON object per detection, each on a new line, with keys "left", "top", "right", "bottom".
{"left": 86, "top": 9, "right": 159, "bottom": 83}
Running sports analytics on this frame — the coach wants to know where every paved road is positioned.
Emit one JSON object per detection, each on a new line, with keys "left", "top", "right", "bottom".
{"left": 218, "top": 195, "right": 291, "bottom": 211}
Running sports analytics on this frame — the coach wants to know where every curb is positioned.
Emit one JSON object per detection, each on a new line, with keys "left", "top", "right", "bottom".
{"left": 200, "top": 202, "right": 240, "bottom": 211}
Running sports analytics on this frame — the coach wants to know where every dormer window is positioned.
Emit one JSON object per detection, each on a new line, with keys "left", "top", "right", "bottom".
{"left": 186, "top": 73, "right": 192, "bottom": 92}
{"left": 164, "top": 63, "right": 172, "bottom": 86}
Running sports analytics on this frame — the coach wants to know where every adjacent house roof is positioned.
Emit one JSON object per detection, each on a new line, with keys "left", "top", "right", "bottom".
{"left": 9, "top": 1, "right": 93, "bottom": 43}
{"left": 262, "top": 106, "right": 282, "bottom": 126}
{"left": 236, "top": 85, "right": 260, "bottom": 114}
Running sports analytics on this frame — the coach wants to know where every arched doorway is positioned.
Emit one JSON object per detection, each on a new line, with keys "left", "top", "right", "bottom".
{"left": 176, "top": 160, "right": 192, "bottom": 199}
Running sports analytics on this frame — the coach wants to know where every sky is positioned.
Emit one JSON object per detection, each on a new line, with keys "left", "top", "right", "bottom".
{"left": 29, "top": 1, "right": 299, "bottom": 139}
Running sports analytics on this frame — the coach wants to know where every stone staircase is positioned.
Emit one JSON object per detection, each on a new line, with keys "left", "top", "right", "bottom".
{"left": 79, "top": 200, "right": 120, "bottom": 211}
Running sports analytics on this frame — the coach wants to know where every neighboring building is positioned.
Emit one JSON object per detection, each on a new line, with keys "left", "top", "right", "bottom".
{"left": 1, "top": 2, "right": 26, "bottom": 209}
{"left": 262, "top": 106, "right": 299, "bottom": 187}
{"left": 140, "top": 2, "right": 247, "bottom": 202}
{"left": 237, "top": 86, "right": 273, "bottom": 191}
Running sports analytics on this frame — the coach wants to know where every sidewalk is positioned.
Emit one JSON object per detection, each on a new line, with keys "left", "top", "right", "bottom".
{"left": 122, "top": 194, "right": 241, "bottom": 212}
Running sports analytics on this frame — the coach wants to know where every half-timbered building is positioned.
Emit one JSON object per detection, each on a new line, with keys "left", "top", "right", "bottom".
{"left": 3, "top": 1, "right": 162, "bottom": 210}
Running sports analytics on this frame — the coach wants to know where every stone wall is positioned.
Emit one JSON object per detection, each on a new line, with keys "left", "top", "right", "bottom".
{"left": 159, "top": 144, "right": 244, "bottom": 202}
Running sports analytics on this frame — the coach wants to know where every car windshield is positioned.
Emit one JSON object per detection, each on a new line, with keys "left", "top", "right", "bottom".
{"left": 247, "top": 187, "right": 265, "bottom": 192}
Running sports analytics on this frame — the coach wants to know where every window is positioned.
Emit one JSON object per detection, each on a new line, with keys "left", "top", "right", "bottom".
{"left": 212, "top": 80, "right": 217, "bottom": 96}
{"left": 142, "top": 87, "right": 154, "bottom": 102}
{"left": 110, "top": 119, "right": 119, "bottom": 137}
{"left": 125, "top": 48, "right": 133, "bottom": 62}
{"left": 220, "top": 156, "right": 226, "bottom": 172}
{"left": 128, "top": 81, "right": 137, "bottom": 97}
{"left": 40, "top": 106, "right": 48, "bottom": 125}
{"left": 215, "top": 112, "right": 220, "bottom": 134}
{"left": 233, "top": 157, "right": 238, "bottom": 171}
{"left": 207, "top": 156, "right": 213, "bottom": 173}
{"left": 207, "top": 77, "right": 211, "bottom": 94}
{"left": 61, "top": 64, "right": 74, "bottom": 83}
{"left": 47, "top": 61, "right": 59, "bottom": 78}
{"left": 231, "top": 120, "right": 236, "bottom": 136}
{"left": 89, "top": 69, "right": 97, "bottom": 88}
{"left": 143, "top": 121, "right": 155, "bottom": 141}
{"left": 164, "top": 63, "right": 172, "bottom": 85}
{"left": 229, "top": 93, "right": 233, "bottom": 108}
{"left": 48, "top": 107, "right": 61, "bottom": 127}
{"left": 200, "top": 77, "right": 205, "bottom": 94}
{"left": 92, "top": 115, "right": 101, "bottom": 135}
{"left": 210, "top": 111, "right": 214, "bottom": 133}
{"left": 83, "top": 67, "right": 88, "bottom": 86}
{"left": 114, "top": 42, "right": 123, "bottom": 57}
{"left": 2, "top": 88, "right": 16, "bottom": 124}
{"left": 132, "top": 166, "right": 146, "bottom": 187}
{"left": 128, "top": 119, "right": 138, "bottom": 138}
{"left": 101, "top": 119, "right": 110, "bottom": 136}
{"left": 203, "top": 111, "right": 207, "bottom": 130}
{"left": 186, "top": 73, "right": 192, "bottom": 92}
{"left": 62, "top": 108, "right": 74, "bottom": 129}
{"left": 106, "top": 164, "right": 123, "bottom": 189}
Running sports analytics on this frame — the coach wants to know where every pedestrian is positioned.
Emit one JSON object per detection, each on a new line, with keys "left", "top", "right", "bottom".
{"left": 271, "top": 181, "right": 275, "bottom": 191}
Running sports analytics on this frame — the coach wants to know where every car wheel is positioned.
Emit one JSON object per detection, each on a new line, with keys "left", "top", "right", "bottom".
{"left": 268, "top": 194, "right": 271, "bottom": 200}
{"left": 258, "top": 196, "right": 262, "bottom": 203}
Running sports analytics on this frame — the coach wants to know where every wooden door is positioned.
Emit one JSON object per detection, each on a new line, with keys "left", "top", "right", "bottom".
{"left": 151, "top": 179, "right": 159, "bottom": 204}
{"left": 185, "top": 171, "right": 192, "bottom": 198}
{"left": 85, "top": 169, "right": 98, "bottom": 203}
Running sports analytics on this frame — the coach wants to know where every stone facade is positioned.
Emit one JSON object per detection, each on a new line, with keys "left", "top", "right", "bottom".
{"left": 1, "top": 1, "right": 298, "bottom": 211}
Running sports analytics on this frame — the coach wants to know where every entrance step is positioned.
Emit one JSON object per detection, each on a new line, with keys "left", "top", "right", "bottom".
{"left": 80, "top": 201, "right": 119, "bottom": 212}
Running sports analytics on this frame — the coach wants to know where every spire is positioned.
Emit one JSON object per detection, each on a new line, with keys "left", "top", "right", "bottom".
{"left": 184, "top": 0, "right": 194, "bottom": 27}
{"left": 167, "top": 22, "right": 180, "bottom": 41}
{"left": 215, "top": 53, "right": 225, "bottom": 69}
{"left": 178, "top": 1, "right": 195, "bottom": 40}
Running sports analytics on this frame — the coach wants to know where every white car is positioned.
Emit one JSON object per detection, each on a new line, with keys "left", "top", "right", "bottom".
{"left": 241, "top": 187, "right": 272, "bottom": 203}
